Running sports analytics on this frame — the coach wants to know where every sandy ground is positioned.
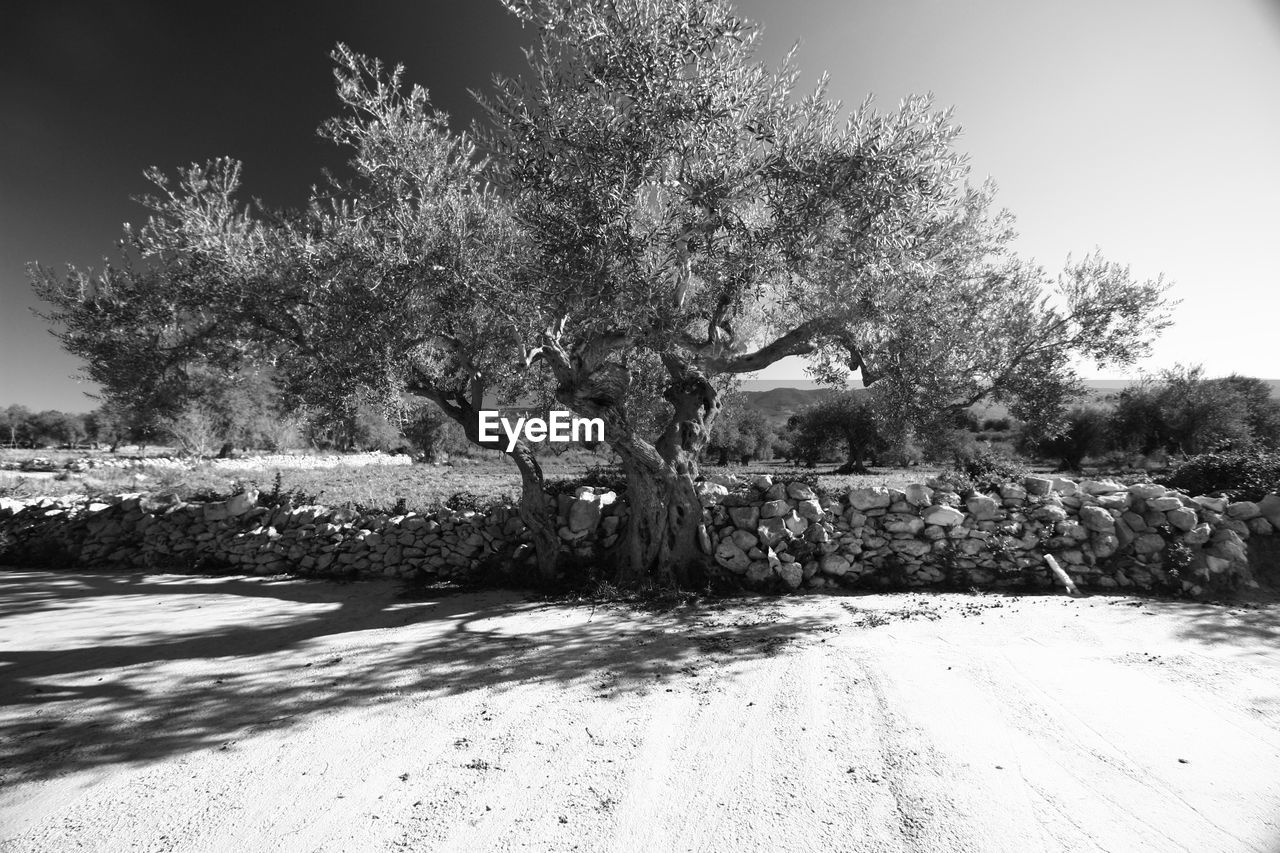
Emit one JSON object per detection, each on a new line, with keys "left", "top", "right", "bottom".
{"left": 1, "top": 571, "right": 1278, "bottom": 852}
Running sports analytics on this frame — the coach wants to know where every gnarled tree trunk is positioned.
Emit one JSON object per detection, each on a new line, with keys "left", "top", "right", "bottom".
{"left": 415, "top": 381, "right": 561, "bottom": 584}
{"left": 611, "top": 451, "right": 707, "bottom": 588}
{"left": 507, "top": 441, "right": 562, "bottom": 582}
{"left": 836, "top": 439, "right": 870, "bottom": 474}
{"left": 548, "top": 352, "right": 720, "bottom": 589}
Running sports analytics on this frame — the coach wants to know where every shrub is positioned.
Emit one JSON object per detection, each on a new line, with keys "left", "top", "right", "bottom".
{"left": 544, "top": 463, "right": 629, "bottom": 498}
{"left": 401, "top": 403, "right": 468, "bottom": 462}
{"left": 1157, "top": 451, "right": 1280, "bottom": 502}
{"left": 1034, "top": 404, "right": 1115, "bottom": 471}
{"left": 950, "top": 448, "right": 1028, "bottom": 493}
{"left": 929, "top": 468, "right": 974, "bottom": 495}
{"left": 255, "top": 471, "right": 325, "bottom": 508}
{"left": 161, "top": 404, "right": 224, "bottom": 458}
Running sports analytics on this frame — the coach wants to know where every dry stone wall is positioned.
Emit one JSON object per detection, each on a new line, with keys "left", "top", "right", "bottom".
{"left": 704, "top": 474, "right": 1272, "bottom": 597}
{"left": 2, "top": 474, "right": 1275, "bottom": 597}
{"left": 6, "top": 450, "right": 414, "bottom": 474}
{"left": 0, "top": 485, "right": 623, "bottom": 582}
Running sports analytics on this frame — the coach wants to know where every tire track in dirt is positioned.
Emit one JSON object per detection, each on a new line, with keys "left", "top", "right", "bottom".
{"left": 4, "top": 581, "right": 1280, "bottom": 852}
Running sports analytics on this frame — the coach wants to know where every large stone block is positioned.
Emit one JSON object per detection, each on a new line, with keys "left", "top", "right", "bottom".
{"left": 820, "top": 554, "right": 851, "bottom": 576}
{"left": 1095, "top": 493, "right": 1131, "bottom": 511}
{"left": 1051, "top": 477, "right": 1080, "bottom": 496}
{"left": 1226, "top": 501, "right": 1261, "bottom": 520}
{"left": 729, "top": 506, "right": 760, "bottom": 530}
{"left": 1248, "top": 517, "right": 1275, "bottom": 536}
{"left": 786, "top": 482, "right": 817, "bottom": 501}
{"left": 1166, "top": 507, "right": 1198, "bottom": 532}
{"left": 1126, "top": 483, "right": 1166, "bottom": 501}
{"left": 844, "top": 509, "right": 868, "bottom": 528}
{"left": 1092, "top": 532, "right": 1120, "bottom": 558}
{"left": 921, "top": 505, "right": 965, "bottom": 527}
{"left": 778, "top": 560, "right": 803, "bottom": 589}
{"left": 567, "top": 498, "right": 603, "bottom": 533}
{"left": 1257, "top": 494, "right": 1280, "bottom": 528}
{"left": 760, "top": 499, "right": 791, "bottom": 519}
{"left": 966, "top": 495, "right": 1002, "bottom": 520}
{"left": 903, "top": 484, "right": 934, "bottom": 507}
{"left": 695, "top": 482, "right": 729, "bottom": 505}
{"left": 757, "top": 517, "right": 788, "bottom": 546}
{"left": 847, "top": 487, "right": 893, "bottom": 511}
{"left": 715, "top": 539, "right": 750, "bottom": 573}
{"left": 890, "top": 539, "right": 931, "bottom": 558}
{"left": 1114, "top": 517, "right": 1137, "bottom": 548}
{"left": 226, "top": 489, "right": 258, "bottom": 517}
{"left": 804, "top": 524, "right": 830, "bottom": 544}
{"left": 1024, "top": 476, "right": 1053, "bottom": 496}
{"left": 1000, "top": 483, "right": 1028, "bottom": 502}
{"left": 764, "top": 483, "right": 789, "bottom": 501}
{"left": 1183, "top": 523, "right": 1212, "bottom": 545}
{"left": 1121, "top": 510, "right": 1148, "bottom": 532}
{"left": 1133, "top": 533, "right": 1166, "bottom": 555}
{"left": 1079, "top": 505, "right": 1115, "bottom": 533}
{"left": 795, "top": 499, "right": 825, "bottom": 522}
{"left": 1033, "top": 504, "right": 1068, "bottom": 523}
{"left": 883, "top": 513, "right": 925, "bottom": 535}
{"left": 783, "top": 511, "right": 809, "bottom": 536}
{"left": 1192, "top": 495, "right": 1228, "bottom": 513}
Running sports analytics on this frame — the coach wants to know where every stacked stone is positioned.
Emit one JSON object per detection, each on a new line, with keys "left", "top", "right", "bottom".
{"left": 0, "top": 493, "right": 106, "bottom": 558}
{"left": 3, "top": 475, "right": 1277, "bottom": 597}
{"left": 1, "top": 450, "right": 417, "bottom": 474}
{"left": 709, "top": 475, "right": 840, "bottom": 590}
{"left": 1020, "top": 477, "right": 1259, "bottom": 592}
{"left": 556, "top": 486, "right": 625, "bottom": 559}
{"left": 1, "top": 484, "right": 626, "bottom": 582}
{"left": 705, "top": 475, "right": 1275, "bottom": 595}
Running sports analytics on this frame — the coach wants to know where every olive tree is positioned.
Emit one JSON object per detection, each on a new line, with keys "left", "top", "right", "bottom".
{"left": 31, "top": 47, "right": 563, "bottom": 577}
{"left": 786, "top": 391, "right": 883, "bottom": 474}
{"left": 480, "top": 0, "right": 1171, "bottom": 585}
{"left": 33, "top": 0, "right": 1173, "bottom": 589}
{"left": 706, "top": 391, "right": 774, "bottom": 465}
{"left": 1110, "top": 366, "right": 1266, "bottom": 457}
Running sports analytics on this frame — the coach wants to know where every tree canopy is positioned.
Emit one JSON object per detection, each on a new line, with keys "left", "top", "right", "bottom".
{"left": 31, "top": 0, "right": 1174, "bottom": 587}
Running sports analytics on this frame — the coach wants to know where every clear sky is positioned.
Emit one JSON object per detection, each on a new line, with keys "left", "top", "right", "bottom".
{"left": 3, "top": 0, "right": 1278, "bottom": 411}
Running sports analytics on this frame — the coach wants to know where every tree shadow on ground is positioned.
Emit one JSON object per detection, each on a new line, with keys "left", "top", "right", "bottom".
{"left": 0, "top": 569, "right": 838, "bottom": 785}
{"left": 0, "top": 569, "right": 350, "bottom": 621}
{"left": 1161, "top": 599, "right": 1280, "bottom": 646}
{"left": 1069, "top": 588, "right": 1280, "bottom": 648}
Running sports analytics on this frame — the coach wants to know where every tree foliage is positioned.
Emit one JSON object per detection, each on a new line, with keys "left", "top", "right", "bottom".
{"left": 1111, "top": 366, "right": 1273, "bottom": 456}
{"left": 30, "top": 45, "right": 564, "bottom": 575}
{"left": 706, "top": 391, "right": 775, "bottom": 464}
{"left": 30, "top": 0, "right": 1175, "bottom": 587}
{"left": 1158, "top": 451, "right": 1280, "bottom": 502}
{"left": 484, "top": 0, "right": 1170, "bottom": 583}
{"left": 1033, "top": 403, "right": 1115, "bottom": 471}
{"left": 784, "top": 391, "right": 883, "bottom": 472}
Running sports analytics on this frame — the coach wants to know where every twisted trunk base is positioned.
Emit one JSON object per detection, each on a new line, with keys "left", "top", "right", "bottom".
{"left": 509, "top": 444, "right": 560, "bottom": 584}
{"left": 613, "top": 454, "right": 708, "bottom": 590}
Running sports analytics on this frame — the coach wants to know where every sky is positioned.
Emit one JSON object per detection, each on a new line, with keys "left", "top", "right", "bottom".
{"left": 3, "top": 0, "right": 1278, "bottom": 412}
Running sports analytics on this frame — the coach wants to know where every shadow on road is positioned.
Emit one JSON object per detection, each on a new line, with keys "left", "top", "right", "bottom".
{"left": 0, "top": 569, "right": 834, "bottom": 784}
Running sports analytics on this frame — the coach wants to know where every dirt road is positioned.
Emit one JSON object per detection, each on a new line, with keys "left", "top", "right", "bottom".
{"left": 2, "top": 570, "right": 1278, "bottom": 852}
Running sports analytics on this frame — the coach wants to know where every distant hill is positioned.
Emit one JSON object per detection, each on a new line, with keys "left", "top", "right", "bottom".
{"left": 738, "top": 387, "right": 836, "bottom": 423}
{"left": 735, "top": 379, "right": 1280, "bottom": 425}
